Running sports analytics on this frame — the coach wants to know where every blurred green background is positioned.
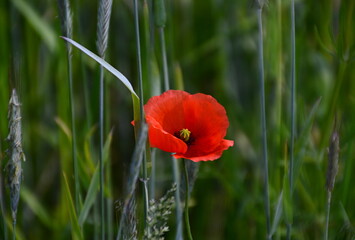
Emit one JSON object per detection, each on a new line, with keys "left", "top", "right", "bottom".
{"left": 0, "top": 0, "right": 355, "bottom": 239}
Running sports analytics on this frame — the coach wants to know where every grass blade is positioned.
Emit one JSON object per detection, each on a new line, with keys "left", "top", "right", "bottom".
{"left": 12, "top": 0, "right": 57, "bottom": 51}
{"left": 20, "top": 187, "right": 52, "bottom": 228}
{"left": 270, "top": 191, "right": 283, "bottom": 237}
{"left": 61, "top": 37, "right": 138, "bottom": 98}
{"left": 78, "top": 130, "right": 113, "bottom": 226}
{"left": 116, "top": 123, "right": 147, "bottom": 240}
{"left": 256, "top": 5, "right": 271, "bottom": 239}
{"left": 63, "top": 173, "right": 83, "bottom": 240}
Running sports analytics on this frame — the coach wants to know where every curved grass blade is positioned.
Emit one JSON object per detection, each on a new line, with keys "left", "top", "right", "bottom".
{"left": 270, "top": 191, "right": 283, "bottom": 238}
{"left": 20, "top": 187, "right": 53, "bottom": 228}
{"left": 61, "top": 37, "right": 138, "bottom": 98}
{"left": 12, "top": 0, "right": 57, "bottom": 51}
{"left": 78, "top": 130, "right": 113, "bottom": 226}
{"left": 63, "top": 173, "right": 83, "bottom": 240}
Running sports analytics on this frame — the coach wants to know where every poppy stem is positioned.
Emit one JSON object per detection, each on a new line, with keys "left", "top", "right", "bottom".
{"left": 183, "top": 159, "right": 193, "bottom": 240}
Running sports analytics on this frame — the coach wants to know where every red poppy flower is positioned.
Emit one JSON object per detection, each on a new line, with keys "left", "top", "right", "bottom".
{"left": 144, "top": 90, "right": 234, "bottom": 162}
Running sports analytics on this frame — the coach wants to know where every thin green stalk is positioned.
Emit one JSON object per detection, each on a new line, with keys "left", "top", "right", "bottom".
{"left": 67, "top": 51, "right": 79, "bottom": 214}
{"left": 12, "top": 221, "right": 15, "bottom": 240}
{"left": 287, "top": 0, "right": 296, "bottom": 238}
{"left": 98, "top": 66, "right": 105, "bottom": 240}
{"left": 57, "top": 0, "right": 78, "bottom": 215}
{"left": 160, "top": 28, "right": 169, "bottom": 91}
{"left": 133, "top": 0, "right": 149, "bottom": 232}
{"left": 256, "top": 6, "right": 271, "bottom": 240}
{"left": 96, "top": 0, "right": 113, "bottom": 236}
{"left": 159, "top": 26, "right": 183, "bottom": 239}
{"left": 116, "top": 124, "right": 148, "bottom": 240}
{"left": 0, "top": 150, "right": 7, "bottom": 240}
{"left": 183, "top": 159, "right": 193, "bottom": 240}
{"left": 324, "top": 190, "right": 332, "bottom": 240}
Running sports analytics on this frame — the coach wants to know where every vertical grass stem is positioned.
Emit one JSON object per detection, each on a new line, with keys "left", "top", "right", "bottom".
{"left": 133, "top": 0, "right": 149, "bottom": 233}
{"left": 99, "top": 66, "right": 105, "bottom": 239}
{"left": 287, "top": 0, "right": 296, "bottom": 238}
{"left": 257, "top": 7, "right": 271, "bottom": 240}
{"left": 324, "top": 190, "right": 331, "bottom": 240}
{"left": 159, "top": 26, "right": 183, "bottom": 239}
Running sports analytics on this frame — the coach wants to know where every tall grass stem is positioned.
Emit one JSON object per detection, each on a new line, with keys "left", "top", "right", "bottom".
{"left": 159, "top": 26, "right": 183, "bottom": 239}
{"left": 324, "top": 190, "right": 331, "bottom": 240}
{"left": 256, "top": 7, "right": 271, "bottom": 240}
{"left": 67, "top": 56, "right": 79, "bottom": 215}
{"left": 133, "top": 0, "right": 149, "bottom": 232}
{"left": 287, "top": 0, "right": 296, "bottom": 238}
{"left": 160, "top": 28, "right": 169, "bottom": 91}
{"left": 0, "top": 149, "right": 7, "bottom": 240}
{"left": 57, "top": 0, "right": 79, "bottom": 215}
{"left": 97, "top": 0, "right": 113, "bottom": 236}
{"left": 98, "top": 66, "right": 105, "bottom": 239}
{"left": 116, "top": 124, "right": 148, "bottom": 240}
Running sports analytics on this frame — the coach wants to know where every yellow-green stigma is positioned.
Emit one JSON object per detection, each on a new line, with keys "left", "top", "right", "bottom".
{"left": 179, "top": 128, "right": 191, "bottom": 142}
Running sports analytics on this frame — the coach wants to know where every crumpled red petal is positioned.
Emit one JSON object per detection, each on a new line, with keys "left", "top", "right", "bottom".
{"left": 173, "top": 139, "right": 234, "bottom": 162}
{"left": 146, "top": 116, "right": 188, "bottom": 154}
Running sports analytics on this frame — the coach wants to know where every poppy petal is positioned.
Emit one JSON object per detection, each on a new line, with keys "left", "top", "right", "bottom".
{"left": 147, "top": 116, "right": 188, "bottom": 154}
{"left": 144, "top": 90, "right": 189, "bottom": 134}
{"left": 183, "top": 93, "right": 230, "bottom": 155}
{"left": 173, "top": 139, "right": 234, "bottom": 162}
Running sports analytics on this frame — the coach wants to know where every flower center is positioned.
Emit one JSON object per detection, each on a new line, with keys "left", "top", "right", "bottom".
{"left": 179, "top": 128, "right": 191, "bottom": 142}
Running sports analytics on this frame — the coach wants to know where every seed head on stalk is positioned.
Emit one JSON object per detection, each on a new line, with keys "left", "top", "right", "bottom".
{"left": 5, "top": 88, "right": 25, "bottom": 227}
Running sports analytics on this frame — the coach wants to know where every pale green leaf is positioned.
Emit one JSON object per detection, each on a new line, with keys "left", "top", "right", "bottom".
{"left": 61, "top": 37, "right": 138, "bottom": 98}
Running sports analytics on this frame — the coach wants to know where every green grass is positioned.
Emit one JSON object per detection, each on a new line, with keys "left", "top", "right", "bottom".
{"left": 0, "top": 0, "right": 355, "bottom": 239}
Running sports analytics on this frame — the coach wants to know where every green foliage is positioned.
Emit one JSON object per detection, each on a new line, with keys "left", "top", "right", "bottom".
{"left": 0, "top": 0, "right": 354, "bottom": 239}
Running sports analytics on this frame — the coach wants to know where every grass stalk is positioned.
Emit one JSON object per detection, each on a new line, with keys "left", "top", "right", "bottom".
{"left": 0, "top": 141, "right": 7, "bottom": 240}
{"left": 287, "top": 0, "right": 296, "bottom": 238}
{"left": 68, "top": 53, "right": 79, "bottom": 214}
{"left": 133, "top": 0, "right": 149, "bottom": 232}
{"left": 256, "top": 5, "right": 271, "bottom": 240}
{"left": 324, "top": 190, "right": 331, "bottom": 240}
{"left": 324, "top": 126, "right": 339, "bottom": 240}
{"left": 98, "top": 66, "right": 105, "bottom": 239}
{"left": 116, "top": 124, "right": 148, "bottom": 240}
{"left": 57, "top": 0, "right": 79, "bottom": 215}
{"left": 156, "top": 1, "right": 183, "bottom": 234}
{"left": 160, "top": 26, "right": 183, "bottom": 240}
{"left": 159, "top": 28, "right": 169, "bottom": 92}
{"left": 96, "top": 0, "right": 113, "bottom": 237}
{"left": 183, "top": 159, "right": 193, "bottom": 240}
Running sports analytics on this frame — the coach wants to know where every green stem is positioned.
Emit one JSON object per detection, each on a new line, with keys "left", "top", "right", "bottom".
{"left": 257, "top": 7, "right": 271, "bottom": 240}
{"left": 99, "top": 66, "right": 105, "bottom": 240}
{"left": 67, "top": 51, "right": 79, "bottom": 215}
{"left": 12, "top": 220, "right": 15, "bottom": 240}
{"left": 287, "top": 0, "right": 296, "bottom": 237}
{"left": 183, "top": 159, "right": 193, "bottom": 240}
{"left": 159, "top": 27, "right": 169, "bottom": 91}
{"left": 324, "top": 190, "right": 332, "bottom": 240}
{"left": 159, "top": 25, "right": 183, "bottom": 239}
{"left": 133, "top": 0, "right": 149, "bottom": 232}
{"left": 0, "top": 160, "right": 7, "bottom": 240}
